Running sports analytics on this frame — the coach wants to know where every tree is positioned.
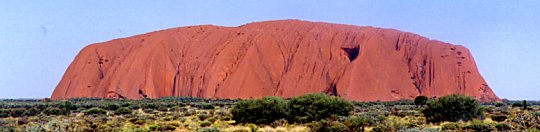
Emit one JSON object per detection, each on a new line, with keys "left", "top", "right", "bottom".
{"left": 287, "top": 93, "right": 354, "bottom": 123}
{"left": 231, "top": 96, "right": 288, "bottom": 125}
{"left": 422, "top": 94, "right": 483, "bottom": 123}
{"left": 414, "top": 96, "right": 428, "bottom": 106}
{"left": 63, "top": 101, "right": 72, "bottom": 115}
{"left": 522, "top": 100, "right": 528, "bottom": 110}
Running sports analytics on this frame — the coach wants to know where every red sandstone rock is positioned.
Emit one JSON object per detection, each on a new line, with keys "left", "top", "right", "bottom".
{"left": 51, "top": 20, "right": 499, "bottom": 101}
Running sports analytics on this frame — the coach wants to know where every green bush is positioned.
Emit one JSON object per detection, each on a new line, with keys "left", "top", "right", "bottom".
{"left": 198, "top": 127, "right": 220, "bottom": 132}
{"left": 372, "top": 119, "right": 412, "bottom": 132}
{"left": 129, "top": 118, "right": 146, "bottom": 125}
{"left": 441, "top": 122, "right": 462, "bottom": 131}
{"left": 531, "top": 111, "right": 540, "bottom": 118}
{"left": 308, "top": 120, "right": 349, "bottom": 132}
{"left": 107, "top": 103, "right": 120, "bottom": 111}
{"left": 114, "top": 107, "right": 132, "bottom": 115}
{"left": 344, "top": 116, "right": 369, "bottom": 132}
{"left": 363, "top": 111, "right": 387, "bottom": 125}
{"left": 17, "top": 117, "right": 29, "bottom": 125}
{"left": 200, "top": 121, "right": 212, "bottom": 127}
{"left": 142, "top": 103, "right": 158, "bottom": 109}
{"left": 207, "top": 117, "right": 217, "bottom": 123}
{"left": 495, "top": 102, "right": 505, "bottom": 107}
{"left": 231, "top": 96, "right": 288, "bottom": 125}
{"left": 414, "top": 96, "right": 428, "bottom": 106}
{"left": 43, "top": 107, "right": 63, "bottom": 115}
{"left": 512, "top": 102, "right": 523, "bottom": 107}
{"left": 23, "top": 108, "right": 40, "bottom": 116}
{"left": 158, "top": 123, "right": 178, "bottom": 131}
{"left": 148, "top": 124, "right": 159, "bottom": 131}
{"left": 463, "top": 120, "right": 495, "bottom": 132}
{"left": 0, "top": 109, "right": 9, "bottom": 118}
{"left": 143, "top": 108, "right": 154, "bottom": 114}
{"left": 157, "top": 106, "right": 168, "bottom": 112}
{"left": 495, "top": 122, "right": 512, "bottom": 131}
{"left": 197, "top": 113, "right": 210, "bottom": 121}
{"left": 63, "top": 101, "right": 72, "bottom": 114}
{"left": 287, "top": 93, "right": 353, "bottom": 123}
{"left": 9, "top": 108, "right": 25, "bottom": 117}
{"left": 527, "top": 128, "right": 540, "bottom": 132}
{"left": 83, "top": 107, "right": 107, "bottom": 115}
{"left": 422, "top": 94, "right": 483, "bottom": 123}
{"left": 241, "top": 123, "right": 256, "bottom": 132}
{"left": 491, "top": 114, "right": 508, "bottom": 122}
{"left": 193, "top": 103, "right": 215, "bottom": 110}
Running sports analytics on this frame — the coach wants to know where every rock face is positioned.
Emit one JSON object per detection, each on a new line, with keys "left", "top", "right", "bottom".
{"left": 51, "top": 20, "right": 499, "bottom": 101}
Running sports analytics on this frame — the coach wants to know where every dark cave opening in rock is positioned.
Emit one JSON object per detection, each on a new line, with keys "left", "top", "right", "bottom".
{"left": 342, "top": 46, "right": 360, "bottom": 62}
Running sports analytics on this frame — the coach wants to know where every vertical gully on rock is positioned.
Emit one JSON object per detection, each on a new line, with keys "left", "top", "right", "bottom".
{"left": 95, "top": 49, "right": 105, "bottom": 80}
{"left": 172, "top": 71, "right": 179, "bottom": 96}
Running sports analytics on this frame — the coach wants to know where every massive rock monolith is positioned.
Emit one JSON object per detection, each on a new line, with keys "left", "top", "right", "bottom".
{"left": 51, "top": 20, "right": 499, "bottom": 101}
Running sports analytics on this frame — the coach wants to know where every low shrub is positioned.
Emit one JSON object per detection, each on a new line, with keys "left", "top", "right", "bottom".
{"left": 159, "top": 122, "right": 178, "bottom": 131}
{"left": 221, "top": 116, "right": 231, "bottom": 121}
{"left": 463, "top": 120, "right": 495, "bottom": 132}
{"left": 344, "top": 116, "right": 369, "bottom": 132}
{"left": 17, "top": 117, "right": 29, "bottom": 125}
{"left": 198, "top": 127, "right": 220, "bottom": 132}
{"left": 143, "top": 108, "right": 154, "bottom": 114}
{"left": 157, "top": 106, "right": 168, "bottom": 112}
{"left": 179, "top": 117, "right": 187, "bottom": 122}
{"left": 491, "top": 114, "right": 508, "bottom": 122}
{"left": 194, "top": 103, "right": 215, "bottom": 110}
{"left": 23, "top": 108, "right": 40, "bottom": 116}
{"left": 308, "top": 120, "right": 349, "bottom": 132}
{"left": 200, "top": 121, "right": 212, "bottom": 127}
{"left": 9, "top": 108, "right": 25, "bottom": 117}
{"left": 142, "top": 103, "right": 158, "bottom": 109}
{"left": 512, "top": 102, "right": 523, "bottom": 107}
{"left": 532, "top": 112, "right": 540, "bottom": 118}
{"left": 207, "top": 117, "right": 218, "bottom": 123}
{"left": 184, "top": 109, "right": 196, "bottom": 116}
{"left": 245, "top": 123, "right": 259, "bottom": 132}
{"left": 107, "top": 103, "right": 120, "bottom": 111}
{"left": 83, "top": 107, "right": 107, "bottom": 115}
{"left": 495, "top": 122, "right": 512, "bottom": 131}
{"left": 148, "top": 124, "right": 159, "bottom": 131}
{"left": 441, "top": 122, "right": 462, "bottom": 131}
{"left": 495, "top": 102, "right": 505, "bottom": 107}
{"left": 43, "top": 107, "right": 63, "bottom": 115}
{"left": 197, "top": 113, "right": 210, "bottom": 121}
{"left": 129, "top": 118, "right": 146, "bottom": 125}
{"left": 0, "top": 109, "right": 8, "bottom": 118}
{"left": 372, "top": 119, "right": 412, "bottom": 132}
{"left": 114, "top": 107, "right": 132, "bottom": 115}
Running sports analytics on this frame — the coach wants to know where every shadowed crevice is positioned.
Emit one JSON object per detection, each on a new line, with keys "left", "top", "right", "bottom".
{"left": 342, "top": 46, "right": 360, "bottom": 62}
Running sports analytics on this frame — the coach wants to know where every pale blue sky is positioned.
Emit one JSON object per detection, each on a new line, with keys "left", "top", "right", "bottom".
{"left": 0, "top": 1, "right": 538, "bottom": 100}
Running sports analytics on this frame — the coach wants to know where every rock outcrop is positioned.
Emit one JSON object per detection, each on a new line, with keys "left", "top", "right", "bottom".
{"left": 51, "top": 20, "right": 499, "bottom": 101}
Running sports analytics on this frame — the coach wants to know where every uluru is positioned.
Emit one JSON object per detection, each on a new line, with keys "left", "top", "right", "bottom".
{"left": 51, "top": 20, "right": 499, "bottom": 102}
